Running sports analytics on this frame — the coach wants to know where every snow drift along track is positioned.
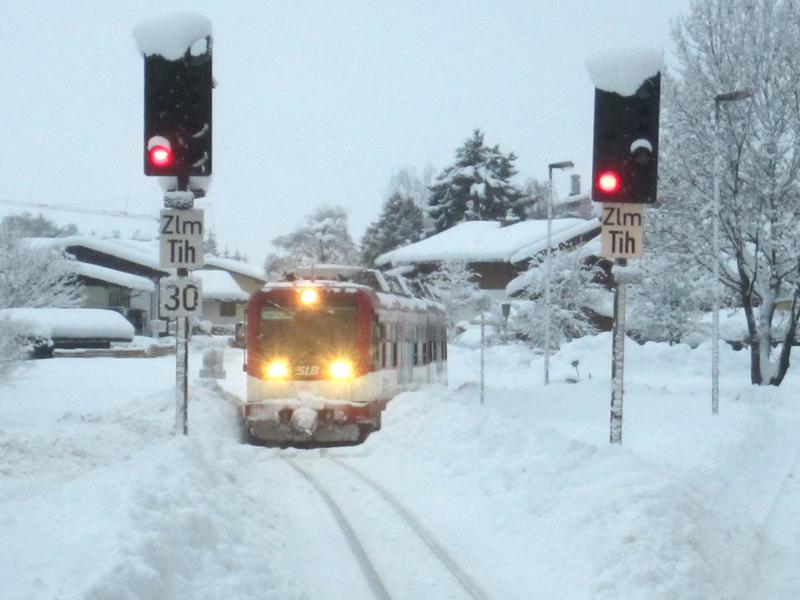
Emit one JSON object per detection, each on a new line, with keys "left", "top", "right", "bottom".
{"left": 287, "top": 456, "right": 491, "bottom": 600}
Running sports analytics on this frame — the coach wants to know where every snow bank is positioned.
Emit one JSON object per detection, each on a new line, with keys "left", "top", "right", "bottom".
{"left": 4, "top": 332, "right": 799, "bottom": 598}
{"left": 0, "top": 308, "right": 134, "bottom": 340}
{"left": 133, "top": 12, "right": 212, "bottom": 60}
{"left": 586, "top": 47, "right": 664, "bottom": 96}
{"left": 347, "top": 335, "right": 772, "bottom": 599}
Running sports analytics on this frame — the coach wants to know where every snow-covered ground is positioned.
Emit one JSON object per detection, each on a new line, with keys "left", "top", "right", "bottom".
{"left": 1, "top": 335, "right": 799, "bottom": 599}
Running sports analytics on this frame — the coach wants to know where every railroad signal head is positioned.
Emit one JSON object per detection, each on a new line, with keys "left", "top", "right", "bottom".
{"left": 597, "top": 170, "right": 621, "bottom": 195}
{"left": 142, "top": 38, "right": 213, "bottom": 177}
{"left": 147, "top": 136, "right": 173, "bottom": 168}
{"left": 592, "top": 73, "right": 660, "bottom": 203}
{"left": 149, "top": 145, "right": 172, "bottom": 167}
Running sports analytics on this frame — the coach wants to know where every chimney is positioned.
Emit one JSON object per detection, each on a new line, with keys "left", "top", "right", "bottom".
{"left": 570, "top": 174, "right": 581, "bottom": 196}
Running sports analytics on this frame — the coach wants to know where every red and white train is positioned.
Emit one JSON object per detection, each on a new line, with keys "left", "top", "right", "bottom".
{"left": 241, "top": 266, "right": 448, "bottom": 446}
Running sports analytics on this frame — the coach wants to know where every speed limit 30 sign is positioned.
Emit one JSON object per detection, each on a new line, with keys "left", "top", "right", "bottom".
{"left": 160, "top": 276, "right": 202, "bottom": 318}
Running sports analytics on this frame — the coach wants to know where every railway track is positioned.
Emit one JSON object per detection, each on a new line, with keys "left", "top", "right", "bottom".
{"left": 286, "top": 456, "right": 491, "bottom": 600}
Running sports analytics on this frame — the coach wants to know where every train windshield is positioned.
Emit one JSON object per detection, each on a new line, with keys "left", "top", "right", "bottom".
{"left": 257, "top": 303, "right": 357, "bottom": 365}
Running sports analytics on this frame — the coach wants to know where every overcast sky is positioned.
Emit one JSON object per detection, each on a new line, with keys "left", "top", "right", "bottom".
{"left": 0, "top": 0, "right": 690, "bottom": 263}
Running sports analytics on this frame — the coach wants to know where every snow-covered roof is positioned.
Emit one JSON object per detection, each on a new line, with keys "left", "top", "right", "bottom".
{"left": 192, "top": 270, "right": 249, "bottom": 302}
{"left": 72, "top": 262, "right": 155, "bottom": 293}
{"left": 25, "top": 238, "right": 265, "bottom": 288}
{"left": 376, "top": 219, "right": 600, "bottom": 266}
{"left": 0, "top": 308, "right": 134, "bottom": 340}
{"left": 204, "top": 256, "right": 266, "bottom": 282}
{"left": 25, "top": 236, "right": 163, "bottom": 272}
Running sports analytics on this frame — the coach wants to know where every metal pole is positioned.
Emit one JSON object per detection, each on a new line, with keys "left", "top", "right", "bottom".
{"left": 544, "top": 172, "right": 553, "bottom": 385}
{"left": 610, "top": 259, "right": 627, "bottom": 444}
{"left": 173, "top": 173, "right": 192, "bottom": 435}
{"left": 480, "top": 311, "right": 485, "bottom": 405}
{"left": 544, "top": 161, "right": 573, "bottom": 385}
{"left": 712, "top": 101, "right": 721, "bottom": 416}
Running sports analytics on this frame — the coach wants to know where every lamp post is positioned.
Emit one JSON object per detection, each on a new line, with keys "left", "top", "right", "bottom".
{"left": 544, "top": 160, "right": 574, "bottom": 385}
{"left": 712, "top": 89, "right": 754, "bottom": 415}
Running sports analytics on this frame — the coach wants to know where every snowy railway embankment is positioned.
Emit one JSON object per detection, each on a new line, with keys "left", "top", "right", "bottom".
{"left": 1, "top": 335, "right": 799, "bottom": 599}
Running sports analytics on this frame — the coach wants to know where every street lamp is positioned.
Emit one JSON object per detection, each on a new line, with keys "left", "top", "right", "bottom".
{"left": 544, "top": 160, "right": 574, "bottom": 385}
{"left": 712, "top": 89, "right": 754, "bottom": 415}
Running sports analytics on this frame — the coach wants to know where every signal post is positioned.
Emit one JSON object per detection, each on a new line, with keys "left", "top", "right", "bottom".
{"left": 590, "top": 60, "right": 661, "bottom": 444}
{"left": 136, "top": 15, "right": 213, "bottom": 435}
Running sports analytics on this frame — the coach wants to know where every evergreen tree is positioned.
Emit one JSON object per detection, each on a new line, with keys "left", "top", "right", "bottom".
{"left": 427, "top": 130, "right": 523, "bottom": 232}
{"left": 361, "top": 193, "right": 424, "bottom": 267}
{"left": 203, "top": 231, "right": 219, "bottom": 256}
{"left": 272, "top": 205, "right": 359, "bottom": 268}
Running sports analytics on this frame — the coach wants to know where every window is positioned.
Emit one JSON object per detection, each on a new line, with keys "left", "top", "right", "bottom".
{"left": 109, "top": 286, "right": 131, "bottom": 308}
{"left": 220, "top": 301, "right": 237, "bottom": 317}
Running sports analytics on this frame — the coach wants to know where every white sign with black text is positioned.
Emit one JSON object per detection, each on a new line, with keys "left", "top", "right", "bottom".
{"left": 600, "top": 203, "right": 645, "bottom": 259}
{"left": 159, "top": 208, "right": 205, "bottom": 269}
{"left": 160, "top": 276, "right": 203, "bottom": 318}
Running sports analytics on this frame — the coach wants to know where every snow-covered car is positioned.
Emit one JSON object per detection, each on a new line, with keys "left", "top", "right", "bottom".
{"left": 0, "top": 308, "right": 135, "bottom": 357}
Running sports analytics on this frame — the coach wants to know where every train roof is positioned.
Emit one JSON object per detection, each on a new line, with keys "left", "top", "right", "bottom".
{"left": 259, "top": 265, "right": 444, "bottom": 314}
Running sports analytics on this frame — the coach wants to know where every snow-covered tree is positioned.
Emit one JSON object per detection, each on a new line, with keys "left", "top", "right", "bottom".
{"left": 263, "top": 252, "right": 296, "bottom": 281}
{"left": 0, "top": 212, "right": 78, "bottom": 238}
{"left": 427, "top": 130, "right": 524, "bottom": 232}
{"left": 203, "top": 231, "right": 219, "bottom": 256}
{"left": 627, "top": 249, "right": 708, "bottom": 345}
{"left": 0, "top": 234, "right": 83, "bottom": 380}
{"left": 426, "top": 261, "right": 482, "bottom": 333}
{"left": 509, "top": 250, "right": 605, "bottom": 350}
{"left": 361, "top": 193, "right": 424, "bottom": 267}
{"left": 0, "top": 235, "right": 83, "bottom": 309}
{"left": 658, "top": 0, "right": 800, "bottom": 384}
{"left": 519, "top": 178, "right": 549, "bottom": 219}
{"left": 0, "top": 317, "right": 28, "bottom": 382}
{"left": 387, "top": 165, "right": 435, "bottom": 210}
{"left": 271, "top": 205, "right": 359, "bottom": 268}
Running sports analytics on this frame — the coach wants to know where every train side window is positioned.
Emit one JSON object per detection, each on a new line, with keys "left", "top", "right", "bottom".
{"left": 392, "top": 342, "right": 398, "bottom": 367}
{"left": 413, "top": 342, "right": 419, "bottom": 366}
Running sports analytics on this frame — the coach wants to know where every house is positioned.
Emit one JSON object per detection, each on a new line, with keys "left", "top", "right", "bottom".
{"left": 26, "top": 236, "right": 265, "bottom": 336}
{"left": 191, "top": 269, "right": 250, "bottom": 332}
{"left": 27, "top": 236, "right": 167, "bottom": 336}
{"left": 204, "top": 255, "right": 267, "bottom": 294}
{"left": 375, "top": 217, "right": 601, "bottom": 296}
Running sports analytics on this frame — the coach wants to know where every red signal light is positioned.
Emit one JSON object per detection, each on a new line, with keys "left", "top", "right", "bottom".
{"left": 597, "top": 171, "right": 621, "bottom": 194}
{"left": 149, "top": 145, "right": 173, "bottom": 168}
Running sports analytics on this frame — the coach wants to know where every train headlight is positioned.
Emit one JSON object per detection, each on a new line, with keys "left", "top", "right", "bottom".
{"left": 330, "top": 359, "right": 354, "bottom": 380}
{"left": 265, "top": 360, "right": 289, "bottom": 379}
{"left": 299, "top": 288, "right": 319, "bottom": 306}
